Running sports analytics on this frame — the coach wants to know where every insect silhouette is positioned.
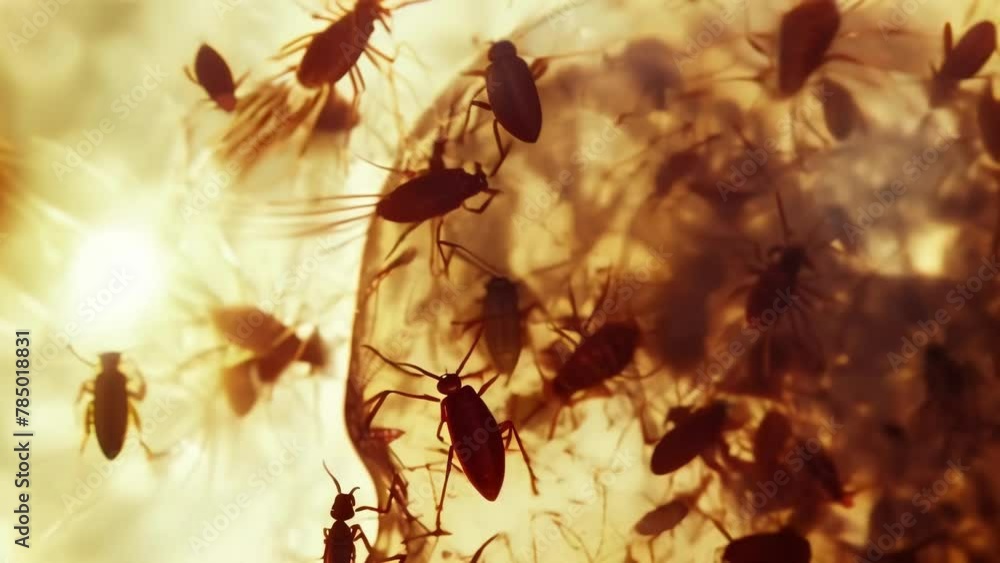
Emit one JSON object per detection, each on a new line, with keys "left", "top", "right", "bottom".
{"left": 721, "top": 528, "right": 812, "bottom": 563}
{"left": 184, "top": 43, "right": 245, "bottom": 112}
{"left": 362, "top": 330, "right": 539, "bottom": 533}
{"left": 70, "top": 347, "right": 159, "bottom": 460}
{"left": 634, "top": 476, "right": 712, "bottom": 561}
{"left": 818, "top": 77, "right": 867, "bottom": 141}
{"left": 978, "top": 81, "right": 1000, "bottom": 164}
{"left": 440, "top": 239, "right": 542, "bottom": 375}
{"left": 929, "top": 20, "right": 997, "bottom": 107}
{"left": 799, "top": 439, "right": 853, "bottom": 507}
{"left": 462, "top": 39, "right": 547, "bottom": 174}
{"left": 650, "top": 401, "right": 733, "bottom": 475}
{"left": 531, "top": 273, "right": 642, "bottom": 438}
{"left": 320, "top": 461, "right": 407, "bottom": 563}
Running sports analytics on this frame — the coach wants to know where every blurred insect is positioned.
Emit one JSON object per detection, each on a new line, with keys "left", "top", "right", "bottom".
{"left": 227, "top": 0, "right": 429, "bottom": 157}
{"left": 978, "top": 81, "right": 1000, "bottom": 164}
{"left": 929, "top": 20, "right": 997, "bottom": 107}
{"left": 720, "top": 528, "right": 812, "bottom": 563}
{"left": 753, "top": 410, "right": 794, "bottom": 470}
{"left": 320, "top": 461, "right": 407, "bottom": 563}
{"left": 798, "top": 440, "right": 854, "bottom": 507}
{"left": 362, "top": 330, "right": 539, "bottom": 533}
{"left": 818, "top": 77, "right": 867, "bottom": 141}
{"left": 184, "top": 43, "right": 245, "bottom": 112}
{"left": 462, "top": 39, "right": 548, "bottom": 174}
{"left": 69, "top": 347, "right": 159, "bottom": 460}
{"left": 440, "top": 240, "right": 545, "bottom": 376}
{"left": 530, "top": 274, "right": 642, "bottom": 438}
{"left": 634, "top": 476, "right": 712, "bottom": 561}
{"left": 650, "top": 400, "right": 735, "bottom": 475}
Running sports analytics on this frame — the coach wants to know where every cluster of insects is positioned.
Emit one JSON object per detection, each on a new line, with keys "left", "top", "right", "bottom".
{"left": 62, "top": 0, "right": 1000, "bottom": 561}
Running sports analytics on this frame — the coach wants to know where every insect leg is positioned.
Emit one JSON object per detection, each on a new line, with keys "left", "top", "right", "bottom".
{"left": 498, "top": 421, "right": 540, "bottom": 494}
{"left": 79, "top": 402, "right": 95, "bottom": 453}
{"left": 183, "top": 65, "right": 198, "bottom": 85}
{"left": 476, "top": 374, "right": 501, "bottom": 397}
{"left": 75, "top": 380, "right": 95, "bottom": 403}
{"left": 128, "top": 366, "right": 148, "bottom": 401}
{"left": 459, "top": 85, "right": 488, "bottom": 141}
{"left": 356, "top": 472, "right": 414, "bottom": 520}
{"left": 435, "top": 410, "right": 447, "bottom": 444}
{"left": 432, "top": 445, "right": 456, "bottom": 532}
{"left": 362, "top": 390, "right": 439, "bottom": 429}
{"left": 461, "top": 188, "right": 500, "bottom": 214}
{"left": 352, "top": 524, "right": 406, "bottom": 562}
{"left": 128, "top": 401, "right": 163, "bottom": 459}
{"left": 487, "top": 120, "right": 513, "bottom": 176}
{"left": 384, "top": 222, "right": 424, "bottom": 261}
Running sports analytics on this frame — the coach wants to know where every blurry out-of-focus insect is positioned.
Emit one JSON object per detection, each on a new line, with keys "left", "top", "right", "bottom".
{"left": 720, "top": 528, "right": 812, "bottom": 563}
{"left": 798, "top": 439, "right": 854, "bottom": 507}
{"left": 69, "top": 347, "right": 160, "bottom": 460}
{"left": 531, "top": 274, "right": 642, "bottom": 438}
{"left": 818, "top": 77, "right": 867, "bottom": 141}
{"left": 634, "top": 476, "right": 712, "bottom": 561}
{"left": 462, "top": 39, "right": 546, "bottom": 174}
{"left": 362, "top": 330, "right": 539, "bottom": 533}
{"left": 929, "top": 20, "right": 997, "bottom": 107}
{"left": 753, "top": 410, "right": 794, "bottom": 470}
{"left": 184, "top": 43, "right": 245, "bottom": 112}
{"left": 978, "top": 81, "right": 1000, "bottom": 165}
{"left": 439, "top": 239, "right": 543, "bottom": 376}
{"left": 650, "top": 401, "right": 736, "bottom": 475}
{"left": 320, "top": 461, "right": 408, "bottom": 563}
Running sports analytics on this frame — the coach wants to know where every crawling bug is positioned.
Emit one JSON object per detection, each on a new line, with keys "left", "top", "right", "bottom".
{"left": 531, "top": 274, "right": 642, "bottom": 438}
{"left": 362, "top": 330, "right": 539, "bottom": 532}
{"left": 721, "top": 528, "right": 812, "bottom": 563}
{"left": 650, "top": 401, "right": 732, "bottom": 475}
{"left": 818, "top": 77, "right": 866, "bottom": 141}
{"left": 462, "top": 39, "right": 547, "bottom": 174}
{"left": 929, "top": 21, "right": 997, "bottom": 107}
{"left": 228, "top": 0, "right": 428, "bottom": 156}
{"left": 440, "top": 240, "right": 541, "bottom": 375}
{"left": 634, "top": 476, "right": 712, "bottom": 561}
{"left": 70, "top": 347, "right": 159, "bottom": 460}
{"left": 320, "top": 461, "right": 407, "bottom": 563}
{"left": 978, "top": 81, "right": 1000, "bottom": 164}
{"left": 184, "top": 43, "right": 245, "bottom": 112}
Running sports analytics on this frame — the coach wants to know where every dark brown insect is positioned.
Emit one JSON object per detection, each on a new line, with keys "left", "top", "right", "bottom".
{"left": 929, "top": 21, "right": 997, "bottom": 107}
{"left": 722, "top": 528, "right": 811, "bottom": 563}
{"left": 819, "top": 77, "right": 866, "bottom": 141}
{"left": 320, "top": 461, "right": 407, "bottom": 563}
{"left": 70, "top": 347, "right": 159, "bottom": 460}
{"left": 799, "top": 440, "right": 853, "bottom": 507}
{"left": 753, "top": 410, "right": 794, "bottom": 469}
{"left": 184, "top": 43, "right": 245, "bottom": 112}
{"left": 650, "top": 401, "right": 730, "bottom": 475}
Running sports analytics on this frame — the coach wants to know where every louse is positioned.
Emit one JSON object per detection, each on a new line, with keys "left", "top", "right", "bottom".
{"left": 229, "top": 0, "right": 429, "bottom": 156}
{"left": 531, "top": 274, "right": 642, "bottom": 438}
{"left": 69, "top": 347, "right": 159, "bottom": 460}
{"left": 650, "top": 400, "right": 733, "bottom": 475}
{"left": 362, "top": 329, "right": 539, "bottom": 533}
{"left": 440, "top": 239, "right": 543, "bottom": 376}
{"left": 929, "top": 20, "right": 997, "bottom": 107}
{"left": 320, "top": 461, "right": 407, "bottom": 563}
{"left": 184, "top": 43, "right": 245, "bottom": 112}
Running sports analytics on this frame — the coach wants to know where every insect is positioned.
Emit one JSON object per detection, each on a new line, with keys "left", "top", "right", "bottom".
{"left": 320, "top": 461, "right": 407, "bottom": 563}
{"left": 532, "top": 274, "right": 642, "bottom": 438}
{"left": 721, "top": 528, "right": 812, "bottom": 563}
{"left": 440, "top": 240, "right": 541, "bottom": 375}
{"left": 650, "top": 401, "right": 732, "bottom": 475}
{"left": 69, "top": 347, "right": 159, "bottom": 460}
{"left": 461, "top": 39, "right": 547, "bottom": 174}
{"left": 818, "top": 77, "right": 867, "bottom": 141}
{"left": 978, "top": 81, "right": 1000, "bottom": 164}
{"left": 799, "top": 440, "right": 853, "bottom": 507}
{"left": 227, "top": 0, "right": 429, "bottom": 157}
{"left": 634, "top": 476, "right": 712, "bottom": 561}
{"left": 929, "top": 21, "right": 997, "bottom": 107}
{"left": 753, "top": 410, "right": 794, "bottom": 470}
{"left": 184, "top": 43, "right": 245, "bottom": 112}
{"left": 362, "top": 330, "right": 539, "bottom": 532}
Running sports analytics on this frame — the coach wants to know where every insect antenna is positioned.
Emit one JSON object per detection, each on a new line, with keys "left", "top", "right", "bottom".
{"left": 455, "top": 327, "right": 484, "bottom": 376}
{"left": 361, "top": 345, "right": 442, "bottom": 381}
{"left": 67, "top": 345, "right": 97, "bottom": 368}
{"left": 438, "top": 240, "right": 505, "bottom": 278}
{"left": 322, "top": 460, "right": 343, "bottom": 494}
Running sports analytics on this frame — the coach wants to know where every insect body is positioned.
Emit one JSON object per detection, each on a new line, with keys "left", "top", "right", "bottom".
{"left": 463, "top": 40, "right": 547, "bottom": 174}
{"left": 800, "top": 440, "right": 853, "bottom": 507}
{"left": 321, "top": 462, "right": 407, "bottom": 563}
{"left": 978, "top": 82, "right": 1000, "bottom": 164}
{"left": 650, "top": 401, "right": 730, "bottom": 475}
{"left": 71, "top": 348, "right": 158, "bottom": 460}
{"left": 184, "top": 44, "right": 244, "bottom": 112}
{"left": 362, "top": 331, "right": 538, "bottom": 532}
{"left": 929, "top": 21, "right": 997, "bottom": 107}
{"left": 722, "top": 529, "right": 811, "bottom": 563}
{"left": 818, "top": 78, "right": 866, "bottom": 141}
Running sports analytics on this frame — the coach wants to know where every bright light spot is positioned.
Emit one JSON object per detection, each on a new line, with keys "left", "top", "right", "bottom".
{"left": 908, "top": 226, "right": 956, "bottom": 276}
{"left": 67, "top": 227, "right": 165, "bottom": 337}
